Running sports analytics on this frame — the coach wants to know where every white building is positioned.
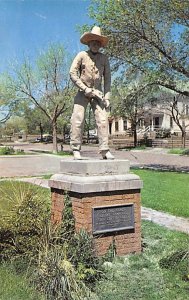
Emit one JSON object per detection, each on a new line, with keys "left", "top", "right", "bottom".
{"left": 108, "top": 99, "right": 189, "bottom": 137}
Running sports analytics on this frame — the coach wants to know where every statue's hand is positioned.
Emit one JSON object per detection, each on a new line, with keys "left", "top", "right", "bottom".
{"left": 84, "top": 87, "right": 93, "bottom": 97}
{"left": 91, "top": 89, "right": 104, "bottom": 101}
{"left": 104, "top": 99, "right": 110, "bottom": 108}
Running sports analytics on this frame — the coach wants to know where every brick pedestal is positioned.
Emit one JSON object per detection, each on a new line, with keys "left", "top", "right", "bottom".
{"left": 49, "top": 159, "right": 143, "bottom": 256}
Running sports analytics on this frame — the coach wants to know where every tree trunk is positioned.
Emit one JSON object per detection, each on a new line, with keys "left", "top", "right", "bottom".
{"left": 52, "top": 120, "right": 58, "bottom": 153}
{"left": 131, "top": 122, "right": 137, "bottom": 147}
{"left": 181, "top": 130, "right": 186, "bottom": 148}
{"left": 39, "top": 122, "right": 43, "bottom": 141}
{"left": 181, "top": 120, "right": 186, "bottom": 148}
{"left": 133, "top": 124, "right": 137, "bottom": 147}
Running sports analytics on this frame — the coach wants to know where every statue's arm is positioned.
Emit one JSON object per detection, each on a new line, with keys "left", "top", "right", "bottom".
{"left": 69, "top": 52, "right": 87, "bottom": 91}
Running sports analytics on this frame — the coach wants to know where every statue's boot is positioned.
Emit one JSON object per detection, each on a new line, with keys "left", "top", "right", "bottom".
{"left": 101, "top": 150, "right": 115, "bottom": 160}
{"left": 73, "top": 150, "right": 82, "bottom": 160}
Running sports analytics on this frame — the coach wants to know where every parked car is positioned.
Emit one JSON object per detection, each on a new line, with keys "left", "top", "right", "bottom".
{"left": 35, "top": 135, "right": 63, "bottom": 143}
{"left": 64, "top": 134, "right": 70, "bottom": 144}
{"left": 83, "top": 134, "right": 99, "bottom": 144}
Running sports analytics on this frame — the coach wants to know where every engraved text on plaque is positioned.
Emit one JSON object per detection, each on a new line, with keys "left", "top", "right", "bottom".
{"left": 92, "top": 204, "right": 134, "bottom": 234}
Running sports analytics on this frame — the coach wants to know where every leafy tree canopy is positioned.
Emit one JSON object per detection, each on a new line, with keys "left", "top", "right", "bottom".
{"left": 88, "top": 0, "right": 189, "bottom": 96}
{"left": 5, "top": 43, "right": 74, "bottom": 152}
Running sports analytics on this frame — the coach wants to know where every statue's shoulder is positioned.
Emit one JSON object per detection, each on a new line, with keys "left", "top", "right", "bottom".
{"left": 73, "top": 51, "right": 88, "bottom": 63}
{"left": 76, "top": 51, "right": 88, "bottom": 58}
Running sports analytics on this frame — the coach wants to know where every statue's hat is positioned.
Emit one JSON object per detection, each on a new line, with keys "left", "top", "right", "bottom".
{"left": 80, "top": 26, "right": 108, "bottom": 47}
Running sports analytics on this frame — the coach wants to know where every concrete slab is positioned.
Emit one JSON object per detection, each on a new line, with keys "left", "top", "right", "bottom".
{"left": 49, "top": 173, "right": 143, "bottom": 193}
{"left": 60, "top": 159, "right": 130, "bottom": 176}
{"left": 49, "top": 159, "right": 142, "bottom": 193}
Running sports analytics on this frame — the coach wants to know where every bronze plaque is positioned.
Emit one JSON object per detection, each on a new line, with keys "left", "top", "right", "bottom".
{"left": 92, "top": 204, "right": 134, "bottom": 234}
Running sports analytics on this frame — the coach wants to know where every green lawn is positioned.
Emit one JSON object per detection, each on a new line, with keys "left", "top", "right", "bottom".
{"left": 168, "top": 148, "right": 189, "bottom": 155}
{"left": 1, "top": 221, "right": 188, "bottom": 300}
{"left": 0, "top": 180, "right": 50, "bottom": 214}
{"left": 0, "top": 263, "right": 44, "bottom": 300}
{"left": 95, "top": 221, "right": 189, "bottom": 300}
{"left": 133, "top": 169, "right": 189, "bottom": 218}
{"left": 0, "top": 179, "right": 189, "bottom": 299}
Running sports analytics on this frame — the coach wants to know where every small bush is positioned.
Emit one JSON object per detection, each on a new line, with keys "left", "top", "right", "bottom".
{"left": 55, "top": 193, "right": 102, "bottom": 286}
{"left": 182, "top": 148, "right": 189, "bottom": 156}
{"left": 34, "top": 246, "right": 93, "bottom": 300}
{"left": 0, "top": 183, "right": 102, "bottom": 299}
{"left": 0, "top": 181, "right": 51, "bottom": 260}
{"left": 156, "top": 128, "right": 171, "bottom": 138}
{"left": 0, "top": 146, "right": 15, "bottom": 155}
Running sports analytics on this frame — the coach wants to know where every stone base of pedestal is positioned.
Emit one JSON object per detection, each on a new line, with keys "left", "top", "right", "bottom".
{"left": 49, "top": 159, "right": 143, "bottom": 256}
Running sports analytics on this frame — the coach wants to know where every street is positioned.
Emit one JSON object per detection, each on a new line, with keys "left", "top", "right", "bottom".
{"left": 1, "top": 143, "right": 189, "bottom": 177}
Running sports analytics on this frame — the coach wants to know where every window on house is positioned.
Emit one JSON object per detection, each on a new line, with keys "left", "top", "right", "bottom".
{"left": 138, "top": 119, "right": 144, "bottom": 127}
{"left": 123, "top": 119, "right": 127, "bottom": 131}
{"left": 115, "top": 121, "right": 119, "bottom": 132}
{"left": 154, "top": 117, "right": 159, "bottom": 127}
{"left": 186, "top": 104, "right": 189, "bottom": 115}
{"left": 170, "top": 117, "right": 173, "bottom": 128}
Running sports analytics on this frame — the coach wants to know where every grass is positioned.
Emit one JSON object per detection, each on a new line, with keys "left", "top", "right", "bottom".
{"left": 41, "top": 174, "right": 53, "bottom": 179}
{"left": 0, "top": 180, "right": 50, "bottom": 217}
{"left": 168, "top": 148, "right": 184, "bottom": 154}
{"left": 0, "top": 179, "right": 188, "bottom": 299}
{"left": 169, "top": 148, "right": 189, "bottom": 155}
{"left": 1, "top": 221, "right": 188, "bottom": 300}
{"left": 133, "top": 169, "right": 189, "bottom": 218}
{"left": 0, "top": 263, "right": 45, "bottom": 300}
{"left": 0, "top": 147, "right": 34, "bottom": 156}
{"left": 95, "top": 220, "right": 189, "bottom": 300}
{"left": 54, "top": 150, "right": 72, "bottom": 156}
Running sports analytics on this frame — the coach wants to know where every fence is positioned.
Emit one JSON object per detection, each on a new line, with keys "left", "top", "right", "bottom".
{"left": 110, "top": 136, "right": 189, "bottom": 149}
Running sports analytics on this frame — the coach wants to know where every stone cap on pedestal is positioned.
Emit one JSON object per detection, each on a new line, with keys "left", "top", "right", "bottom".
{"left": 60, "top": 159, "right": 130, "bottom": 176}
{"left": 49, "top": 159, "right": 143, "bottom": 193}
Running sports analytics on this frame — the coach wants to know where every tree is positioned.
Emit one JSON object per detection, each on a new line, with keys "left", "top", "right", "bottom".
{"left": 2, "top": 116, "right": 27, "bottom": 137}
{"left": 0, "top": 74, "right": 19, "bottom": 123}
{"left": 7, "top": 44, "right": 73, "bottom": 152}
{"left": 88, "top": 0, "right": 189, "bottom": 97}
{"left": 111, "top": 76, "right": 153, "bottom": 146}
{"left": 22, "top": 105, "right": 51, "bottom": 140}
{"left": 158, "top": 91, "right": 189, "bottom": 147}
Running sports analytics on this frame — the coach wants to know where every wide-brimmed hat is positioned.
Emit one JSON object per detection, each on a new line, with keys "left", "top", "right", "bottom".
{"left": 80, "top": 26, "right": 108, "bottom": 47}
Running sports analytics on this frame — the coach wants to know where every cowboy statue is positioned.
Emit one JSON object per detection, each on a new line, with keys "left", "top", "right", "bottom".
{"left": 69, "top": 26, "right": 114, "bottom": 160}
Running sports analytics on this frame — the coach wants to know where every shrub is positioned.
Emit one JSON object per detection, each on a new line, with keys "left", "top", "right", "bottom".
{"left": 0, "top": 146, "right": 15, "bottom": 155}
{"left": 0, "top": 182, "right": 102, "bottom": 299}
{"left": 34, "top": 245, "right": 94, "bottom": 300}
{"left": 156, "top": 128, "right": 171, "bottom": 138}
{"left": 182, "top": 148, "right": 189, "bottom": 156}
{"left": 0, "top": 181, "right": 51, "bottom": 260}
{"left": 54, "top": 193, "right": 103, "bottom": 286}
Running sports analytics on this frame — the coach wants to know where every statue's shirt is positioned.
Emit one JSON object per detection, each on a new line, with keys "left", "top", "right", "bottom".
{"left": 69, "top": 50, "right": 111, "bottom": 97}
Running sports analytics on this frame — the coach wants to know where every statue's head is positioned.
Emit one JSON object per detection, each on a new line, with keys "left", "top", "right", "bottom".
{"left": 80, "top": 26, "right": 108, "bottom": 49}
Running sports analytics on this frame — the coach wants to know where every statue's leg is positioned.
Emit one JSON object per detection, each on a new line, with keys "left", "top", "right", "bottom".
{"left": 91, "top": 99, "right": 109, "bottom": 151}
{"left": 70, "top": 91, "right": 88, "bottom": 151}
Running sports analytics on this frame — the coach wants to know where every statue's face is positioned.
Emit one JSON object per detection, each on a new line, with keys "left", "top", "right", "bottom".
{"left": 88, "top": 40, "right": 101, "bottom": 53}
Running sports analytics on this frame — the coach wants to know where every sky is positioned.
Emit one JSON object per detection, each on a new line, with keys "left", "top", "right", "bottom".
{"left": 0, "top": 0, "right": 93, "bottom": 72}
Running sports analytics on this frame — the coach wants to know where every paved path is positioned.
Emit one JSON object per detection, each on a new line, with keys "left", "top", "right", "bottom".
{"left": 142, "top": 207, "right": 189, "bottom": 235}
{"left": 1, "top": 143, "right": 189, "bottom": 177}
{"left": 0, "top": 154, "right": 63, "bottom": 177}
